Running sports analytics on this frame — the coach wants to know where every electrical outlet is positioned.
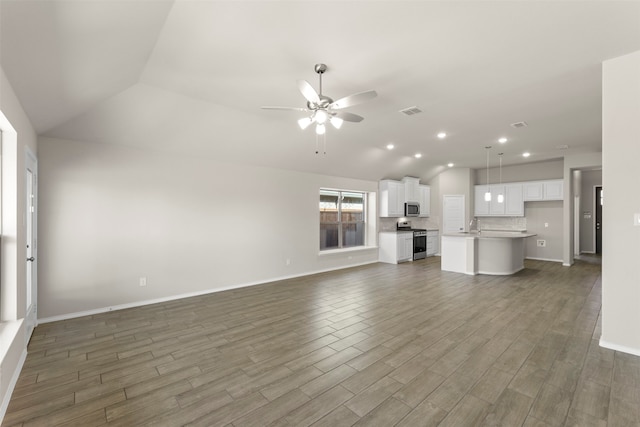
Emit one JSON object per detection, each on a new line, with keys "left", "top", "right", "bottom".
{"left": 139, "top": 277, "right": 147, "bottom": 287}
{"left": 285, "top": 258, "right": 291, "bottom": 266}
{"left": 537, "top": 240, "right": 546, "bottom": 247}
{"left": 544, "top": 222, "right": 549, "bottom": 228}
{"left": 634, "top": 213, "right": 640, "bottom": 226}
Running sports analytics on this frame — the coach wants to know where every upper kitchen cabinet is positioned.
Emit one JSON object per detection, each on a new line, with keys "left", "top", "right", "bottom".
{"left": 490, "top": 185, "right": 506, "bottom": 215}
{"left": 419, "top": 185, "right": 431, "bottom": 217}
{"left": 523, "top": 182, "right": 543, "bottom": 201}
{"left": 505, "top": 184, "right": 524, "bottom": 216}
{"left": 475, "top": 179, "right": 562, "bottom": 217}
{"left": 543, "top": 180, "right": 564, "bottom": 200}
{"left": 379, "top": 177, "right": 430, "bottom": 217}
{"left": 475, "top": 185, "right": 490, "bottom": 216}
{"left": 523, "top": 180, "right": 563, "bottom": 201}
{"left": 379, "top": 179, "right": 405, "bottom": 217}
{"left": 402, "top": 177, "right": 420, "bottom": 202}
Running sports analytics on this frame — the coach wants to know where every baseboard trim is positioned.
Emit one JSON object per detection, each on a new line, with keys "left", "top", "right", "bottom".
{"left": 38, "top": 261, "right": 377, "bottom": 324}
{"left": 0, "top": 348, "right": 27, "bottom": 425}
{"left": 525, "top": 257, "right": 563, "bottom": 263}
{"left": 599, "top": 338, "right": 640, "bottom": 357}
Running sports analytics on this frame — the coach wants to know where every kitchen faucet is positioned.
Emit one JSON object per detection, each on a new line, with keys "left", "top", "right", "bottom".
{"left": 469, "top": 217, "right": 480, "bottom": 233}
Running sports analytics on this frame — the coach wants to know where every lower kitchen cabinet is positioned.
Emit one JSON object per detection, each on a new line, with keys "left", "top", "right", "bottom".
{"left": 426, "top": 230, "right": 439, "bottom": 256}
{"left": 379, "top": 232, "right": 413, "bottom": 264}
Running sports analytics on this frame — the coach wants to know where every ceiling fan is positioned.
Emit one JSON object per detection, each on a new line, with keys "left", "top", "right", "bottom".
{"left": 262, "top": 63, "right": 377, "bottom": 136}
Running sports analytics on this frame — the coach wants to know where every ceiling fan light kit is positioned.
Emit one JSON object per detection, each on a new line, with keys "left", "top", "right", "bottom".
{"left": 262, "top": 63, "right": 377, "bottom": 153}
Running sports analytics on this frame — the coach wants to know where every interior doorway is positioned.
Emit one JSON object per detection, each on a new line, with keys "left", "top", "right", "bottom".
{"left": 595, "top": 186, "right": 603, "bottom": 254}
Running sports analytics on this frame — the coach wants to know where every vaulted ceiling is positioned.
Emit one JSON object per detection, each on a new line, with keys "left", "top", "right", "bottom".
{"left": 2, "top": 1, "right": 639, "bottom": 182}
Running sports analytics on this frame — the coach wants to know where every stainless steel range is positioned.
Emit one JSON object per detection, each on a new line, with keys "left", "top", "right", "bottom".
{"left": 397, "top": 221, "right": 427, "bottom": 260}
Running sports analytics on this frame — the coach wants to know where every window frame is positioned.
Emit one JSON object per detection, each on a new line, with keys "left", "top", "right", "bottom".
{"left": 319, "top": 188, "right": 367, "bottom": 251}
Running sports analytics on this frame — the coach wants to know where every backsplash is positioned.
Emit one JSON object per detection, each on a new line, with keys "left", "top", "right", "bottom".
{"left": 379, "top": 217, "right": 440, "bottom": 231}
{"left": 476, "top": 216, "right": 527, "bottom": 231}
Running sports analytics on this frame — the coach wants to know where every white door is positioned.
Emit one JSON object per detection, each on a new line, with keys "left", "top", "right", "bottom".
{"left": 443, "top": 195, "right": 465, "bottom": 233}
{"left": 25, "top": 148, "right": 38, "bottom": 339}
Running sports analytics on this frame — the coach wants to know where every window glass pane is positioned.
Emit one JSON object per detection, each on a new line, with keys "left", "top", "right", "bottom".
{"left": 342, "top": 223, "right": 364, "bottom": 247}
{"left": 320, "top": 190, "right": 340, "bottom": 223}
{"left": 320, "top": 223, "right": 339, "bottom": 250}
{"left": 341, "top": 192, "right": 364, "bottom": 222}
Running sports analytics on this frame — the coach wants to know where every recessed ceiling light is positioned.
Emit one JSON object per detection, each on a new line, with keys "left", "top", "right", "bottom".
{"left": 447, "top": 163, "right": 454, "bottom": 167}
{"left": 414, "top": 153, "right": 422, "bottom": 158}
{"left": 522, "top": 152, "right": 531, "bottom": 158}
{"left": 498, "top": 137, "right": 508, "bottom": 144}
{"left": 437, "top": 132, "right": 447, "bottom": 139}
{"left": 386, "top": 144, "right": 395, "bottom": 150}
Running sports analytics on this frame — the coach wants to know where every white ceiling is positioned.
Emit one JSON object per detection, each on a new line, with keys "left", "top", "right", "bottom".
{"left": 2, "top": 1, "right": 639, "bottom": 182}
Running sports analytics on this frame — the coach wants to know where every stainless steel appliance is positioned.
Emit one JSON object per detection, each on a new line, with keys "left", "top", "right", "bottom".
{"left": 404, "top": 202, "right": 420, "bottom": 217}
{"left": 397, "top": 221, "right": 427, "bottom": 260}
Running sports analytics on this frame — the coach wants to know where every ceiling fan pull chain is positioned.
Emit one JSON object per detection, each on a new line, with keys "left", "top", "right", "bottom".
{"left": 323, "top": 134, "right": 327, "bottom": 155}
{"left": 315, "top": 133, "right": 319, "bottom": 154}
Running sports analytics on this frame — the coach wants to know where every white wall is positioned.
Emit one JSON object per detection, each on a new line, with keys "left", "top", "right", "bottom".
{"left": 429, "top": 168, "right": 473, "bottom": 232}
{"left": 601, "top": 49, "right": 640, "bottom": 355}
{"left": 37, "top": 137, "right": 379, "bottom": 320}
{"left": 524, "top": 201, "right": 563, "bottom": 262}
{"left": 0, "top": 66, "right": 38, "bottom": 422}
{"left": 474, "top": 158, "right": 564, "bottom": 184}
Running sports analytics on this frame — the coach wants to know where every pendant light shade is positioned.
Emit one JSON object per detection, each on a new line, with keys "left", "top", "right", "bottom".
{"left": 497, "top": 152, "right": 504, "bottom": 203}
{"left": 484, "top": 146, "right": 492, "bottom": 202}
{"left": 315, "top": 124, "right": 326, "bottom": 135}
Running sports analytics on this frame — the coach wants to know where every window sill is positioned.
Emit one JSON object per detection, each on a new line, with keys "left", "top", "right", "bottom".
{"left": 318, "top": 246, "right": 378, "bottom": 256}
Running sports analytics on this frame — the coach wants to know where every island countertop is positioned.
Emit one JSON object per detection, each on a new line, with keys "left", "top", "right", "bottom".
{"left": 443, "top": 231, "right": 536, "bottom": 239}
{"left": 441, "top": 231, "right": 537, "bottom": 275}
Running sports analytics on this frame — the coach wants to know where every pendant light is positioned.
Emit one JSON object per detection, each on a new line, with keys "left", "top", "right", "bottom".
{"left": 484, "top": 146, "right": 492, "bottom": 202}
{"left": 497, "top": 153, "right": 504, "bottom": 203}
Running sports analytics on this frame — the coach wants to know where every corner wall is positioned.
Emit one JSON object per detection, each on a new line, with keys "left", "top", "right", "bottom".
{"left": 0, "top": 66, "right": 38, "bottom": 422}
{"left": 37, "top": 137, "right": 379, "bottom": 320}
{"left": 601, "top": 49, "right": 640, "bottom": 355}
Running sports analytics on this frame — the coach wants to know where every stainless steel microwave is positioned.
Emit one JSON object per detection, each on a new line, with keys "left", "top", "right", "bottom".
{"left": 405, "top": 202, "right": 420, "bottom": 217}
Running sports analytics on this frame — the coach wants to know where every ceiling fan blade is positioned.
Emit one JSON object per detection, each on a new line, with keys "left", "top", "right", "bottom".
{"left": 334, "top": 111, "right": 364, "bottom": 123}
{"left": 329, "top": 90, "right": 377, "bottom": 110}
{"left": 261, "top": 106, "right": 309, "bottom": 112}
{"left": 297, "top": 80, "right": 320, "bottom": 104}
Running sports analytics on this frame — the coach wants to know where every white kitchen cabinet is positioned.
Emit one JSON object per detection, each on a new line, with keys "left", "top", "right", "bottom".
{"left": 403, "top": 177, "right": 420, "bottom": 202}
{"left": 426, "top": 230, "right": 439, "bottom": 256}
{"left": 543, "top": 180, "right": 564, "bottom": 200}
{"left": 490, "top": 185, "right": 506, "bottom": 215}
{"left": 476, "top": 180, "right": 559, "bottom": 217}
{"left": 474, "top": 185, "right": 490, "bottom": 216}
{"left": 505, "top": 184, "right": 524, "bottom": 216}
{"left": 379, "top": 180, "right": 405, "bottom": 217}
{"left": 379, "top": 232, "right": 413, "bottom": 264}
{"left": 523, "top": 182, "right": 543, "bottom": 201}
{"left": 419, "top": 185, "right": 431, "bottom": 217}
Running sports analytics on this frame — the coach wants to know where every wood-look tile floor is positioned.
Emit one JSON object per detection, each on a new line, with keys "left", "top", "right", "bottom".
{"left": 4, "top": 258, "right": 640, "bottom": 426}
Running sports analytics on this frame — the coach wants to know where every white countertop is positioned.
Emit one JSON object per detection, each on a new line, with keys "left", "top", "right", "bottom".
{"left": 443, "top": 231, "right": 536, "bottom": 239}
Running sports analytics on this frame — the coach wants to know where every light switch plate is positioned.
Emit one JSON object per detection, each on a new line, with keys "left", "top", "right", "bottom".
{"left": 635, "top": 213, "right": 640, "bottom": 226}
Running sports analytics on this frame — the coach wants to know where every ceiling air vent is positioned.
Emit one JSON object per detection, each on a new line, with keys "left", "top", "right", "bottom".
{"left": 399, "top": 106, "right": 423, "bottom": 116}
{"left": 510, "top": 121, "right": 528, "bottom": 128}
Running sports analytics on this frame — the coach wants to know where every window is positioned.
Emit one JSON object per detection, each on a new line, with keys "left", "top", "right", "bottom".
{"left": 319, "top": 189, "right": 365, "bottom": 250}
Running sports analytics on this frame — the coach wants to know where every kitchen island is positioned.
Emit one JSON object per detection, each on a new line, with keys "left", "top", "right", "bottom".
{"left": 441, "top": 231, "right": 536, "bottom": 275}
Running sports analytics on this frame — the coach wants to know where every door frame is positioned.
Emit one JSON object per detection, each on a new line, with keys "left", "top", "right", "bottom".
{"left": 25, "top": 147, "right": 38, "bottom": 340}
{"left": 594, "top": 185, "right": 602, "bottom": 255}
